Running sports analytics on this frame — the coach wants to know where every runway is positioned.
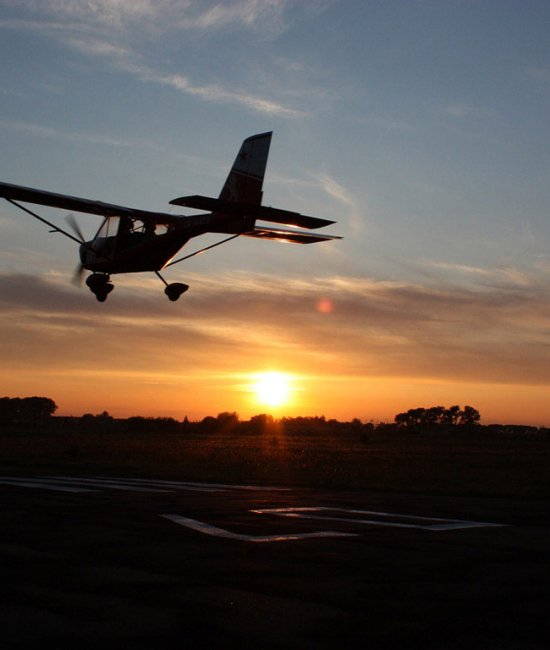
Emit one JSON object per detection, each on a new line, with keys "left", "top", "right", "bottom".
{"left": 1, "top": 475, "right": 549, "bottom": 648}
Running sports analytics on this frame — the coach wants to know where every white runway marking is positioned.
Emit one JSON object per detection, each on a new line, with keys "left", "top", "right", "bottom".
{"left": 0, "top": 477, "right": 96, "bottom": 493}
{"left": 1, "top": 475, "right": 508, "bottom": 540}
{"left": 251, "top": 507, "right": 507, "bottom": 531}
{"left": 161, "top": 514, "right": 357, "bottom": 543}
{"left": 40, "top": 476, "right": 172, "bottom": 492}
{"left": 0, "top": 475, "right": 289, "bottom": 494}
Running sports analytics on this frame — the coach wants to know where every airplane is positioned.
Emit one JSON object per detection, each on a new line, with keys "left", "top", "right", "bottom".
{"left": 0, "top": 132, "right": 341, "bottom": 302}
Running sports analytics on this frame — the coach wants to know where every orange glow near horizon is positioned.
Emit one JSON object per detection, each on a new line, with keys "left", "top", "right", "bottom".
{"left": 4, "top": 366, "right": 550, "bottom": 427}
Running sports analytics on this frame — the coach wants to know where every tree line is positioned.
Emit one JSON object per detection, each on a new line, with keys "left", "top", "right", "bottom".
{"left": 394, "top": 405, "right": 480, "bottom": 431}
{"left": 1, "top": 397, "right": 548, "bottom": 437}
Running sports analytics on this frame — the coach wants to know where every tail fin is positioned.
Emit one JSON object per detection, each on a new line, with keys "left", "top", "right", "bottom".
{"left": 218, "top": 131, "right": 272, "bottom": 205}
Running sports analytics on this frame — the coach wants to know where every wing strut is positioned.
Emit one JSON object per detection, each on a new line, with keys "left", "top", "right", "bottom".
{"left": 6, "top": 198, "right": 89, "bottom": 247}
{"left": 164, "top": 234, "right": 241, "bottom": 268}
{"left": 5, "top": 198, "right": 110, "bottom": 265}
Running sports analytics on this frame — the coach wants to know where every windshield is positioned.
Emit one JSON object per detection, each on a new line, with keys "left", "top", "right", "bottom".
{"left": 94, "top": 216, "right": 119, "bottom": 240}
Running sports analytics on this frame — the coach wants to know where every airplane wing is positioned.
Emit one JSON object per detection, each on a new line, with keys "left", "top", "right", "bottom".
{"left": 0, "top": 181, "right": 185, "bottom": 224}
{"left": 170, "top": 194, "right": 335, "bottom": 230}
{"left": 0, "top": 182, "right": 342, "bottom": 244}
{"left": 242, "top": 226, "right": 342, "bottom": 244}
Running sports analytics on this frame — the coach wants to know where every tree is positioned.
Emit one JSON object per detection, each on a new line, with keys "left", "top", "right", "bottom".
{"left": 216, "top": 412, "right": 240, "bottom": 433}
{"left": 199, "top": 415, "right": 217, "bottom": 433}
{"left": 441, "top": 405, "right": 461, "bottom": 426}
{"left": 458, "top": 405, "right": 480, "bottom": 427}
{"left": 395, "top": 408, "right": 427, "bottom": 430}
{"left": 248, "top": 414, "right": 277, "bottom": 434}
{"left": 425, "top": 406, "right": 446, "bottom": 427}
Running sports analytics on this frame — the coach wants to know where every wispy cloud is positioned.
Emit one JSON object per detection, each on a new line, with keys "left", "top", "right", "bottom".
{"left": 124, "top": 64, "right": 308, "bottom": 118}
{"left": 316, "top": 174, "right": 355, "bottom": 209}
{"left": 418, "top": 260, "right": 534, "bottom": 289}
{"left": 313, "top": 173, "right": 363, "bottom": 233}
{"left": 1, "top": 0, "right": 289, "bottom": 34}
{"left": 0, "top": 119, "right": 135, "bottom": 147}
{"left": 0, "top": 1, "right": 307, "bottom": 118}
{"left": 175, "top": 0, "right": 288, "bottom": 34}
{"left": 442, "top": 103, "right": 495, "bottom": 118}
{"left": 51, "top": 30, "right": 308, "bottom": 117}
{"left": 63, "top": 36, "right": 130, "bottom": 59}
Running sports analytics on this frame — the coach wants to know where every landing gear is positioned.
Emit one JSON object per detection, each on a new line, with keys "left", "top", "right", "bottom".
{"left": 86, "top": 273, "right": 114, "bottom": 302}
{"left": 164, "top": 282, "right": 189, "bottom": 302}
{"left": 84, "top": 272, "right": 189, "bottom": 302}
{"left": 155, "top": 271, "right": 189, "bottom": 301}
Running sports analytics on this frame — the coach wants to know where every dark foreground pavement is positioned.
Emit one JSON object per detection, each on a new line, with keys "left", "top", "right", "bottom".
{"left": 1, "top": 476, "right": 549, "bottom": 649}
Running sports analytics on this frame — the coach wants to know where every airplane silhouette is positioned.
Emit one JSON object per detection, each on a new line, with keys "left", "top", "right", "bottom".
{"left": 0, "top": 132, "right": 341, "bottom": 301}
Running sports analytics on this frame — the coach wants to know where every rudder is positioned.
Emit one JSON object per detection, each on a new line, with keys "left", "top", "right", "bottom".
{"left": 218, "top": 131, "right": 272, "bottom": 205}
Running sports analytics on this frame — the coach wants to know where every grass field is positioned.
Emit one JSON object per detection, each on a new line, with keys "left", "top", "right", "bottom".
{"left": 1, "top": 426, "right": 549, "bottom": 498}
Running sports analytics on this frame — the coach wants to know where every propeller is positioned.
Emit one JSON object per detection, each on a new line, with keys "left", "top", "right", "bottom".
{"left": 66, "top": 214, "right": 85, "bottom": 242}
{"left": 65, "top": 214, "right": 86, "bottom": 286}
{"left": 72, "top": 261, "right": 86, "bottom": 286}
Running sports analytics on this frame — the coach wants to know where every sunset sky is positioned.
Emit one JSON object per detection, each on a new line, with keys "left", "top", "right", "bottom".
{"left": 1, "top": 1, "right": 549, "bottom": 425}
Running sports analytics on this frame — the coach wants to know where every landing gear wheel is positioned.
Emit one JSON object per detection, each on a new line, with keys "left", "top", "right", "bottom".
{"left": 95, "top": 283, "right": 114, "bottom": 302}
{"left": 164, "top": 282, "right": 189, "bottom": 301}
{"left": 86, "top": 274, "right": 114, "bottom": 302}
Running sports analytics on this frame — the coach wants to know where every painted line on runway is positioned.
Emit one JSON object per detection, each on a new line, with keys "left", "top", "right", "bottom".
{"left": 251, "top": 507, "right": 507, "bottom": 531}
{"left": 0, "top": 477, "right": 97, "bottom": 493}
{"left": 0, "top": 475, "right": 290, "bottom": 494}
{"left": 0, "top": 476, "right": 509, "bottom": 533}
{"left": 39, "top": 476, "right": 173, "bottom": 492}
{"left": 161, "top": 514, "right": 358, "bottom": 542}
{"left": 86, "top": 477, "right": 290, "bottom": 492}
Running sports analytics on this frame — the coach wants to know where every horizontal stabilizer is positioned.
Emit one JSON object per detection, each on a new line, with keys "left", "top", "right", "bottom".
{"left": 170, "top": 194, "right": 335, "bottom": 230}
{"left": 242, "top": 226, "right": 342, "bottom": 245}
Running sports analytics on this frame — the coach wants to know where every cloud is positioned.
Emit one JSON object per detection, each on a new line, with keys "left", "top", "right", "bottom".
{"left": 442, "top": 103, "right": 495, "bottom": 118}
{"left": 0, "top": 1, "right": 306, "bottom": 118}
{"left": 0, "top": 119, "right": 140, "bottom": 147}
{"left": 124, "top": 65, "right": 307, "bottom": 118}
{"left": 312, "top": 173, "right": 363, "bottom": 233}
{"left": 53, "top": 25, "right": 308, "bottom": 117}
{"left": 417, "top": 260, "right": 534, "bottom": 289}
{"left": 2, "top": 269, "right": 550, "bottom": 391}
{"left": 63, "top": 36, "right": 130, "bottom": 59}
{"left": 175, "top": 0, "right": 288, "bottom": 33}
{"left": 0, "top": 0, "right": 290, "bottom": 37}
{"left": 315, "top": 174, "right": 351, "bottom": 207}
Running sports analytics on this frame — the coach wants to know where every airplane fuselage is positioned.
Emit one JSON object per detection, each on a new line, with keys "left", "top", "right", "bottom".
{"left": 80, "top": 212, "right": 255, "bottom": 274}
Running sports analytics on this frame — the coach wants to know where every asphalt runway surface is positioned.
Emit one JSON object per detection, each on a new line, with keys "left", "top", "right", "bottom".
{"left": 1, "top": 476, "right": 549, "bottom": 649}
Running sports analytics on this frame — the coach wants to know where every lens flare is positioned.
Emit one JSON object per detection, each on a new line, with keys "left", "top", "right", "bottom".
{"left": 316, "top": 298, "right": 333, "bottom": 313}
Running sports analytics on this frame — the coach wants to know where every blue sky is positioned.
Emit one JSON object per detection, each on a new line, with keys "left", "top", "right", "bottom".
{"left": 1, "top": 1, "right": 549, "bottom": 424}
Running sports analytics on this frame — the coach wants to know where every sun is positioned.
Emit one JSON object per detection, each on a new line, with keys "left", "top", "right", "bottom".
{"left": 252, "top": 372, "right": 293, "bottom": 409}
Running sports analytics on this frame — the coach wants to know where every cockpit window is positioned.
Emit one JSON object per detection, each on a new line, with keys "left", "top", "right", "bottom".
{"left": 93, "top": 216, "right": 170, "bottom": 244}
{"left": 95, "top": 216, "right": 120, "bottom": 240}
